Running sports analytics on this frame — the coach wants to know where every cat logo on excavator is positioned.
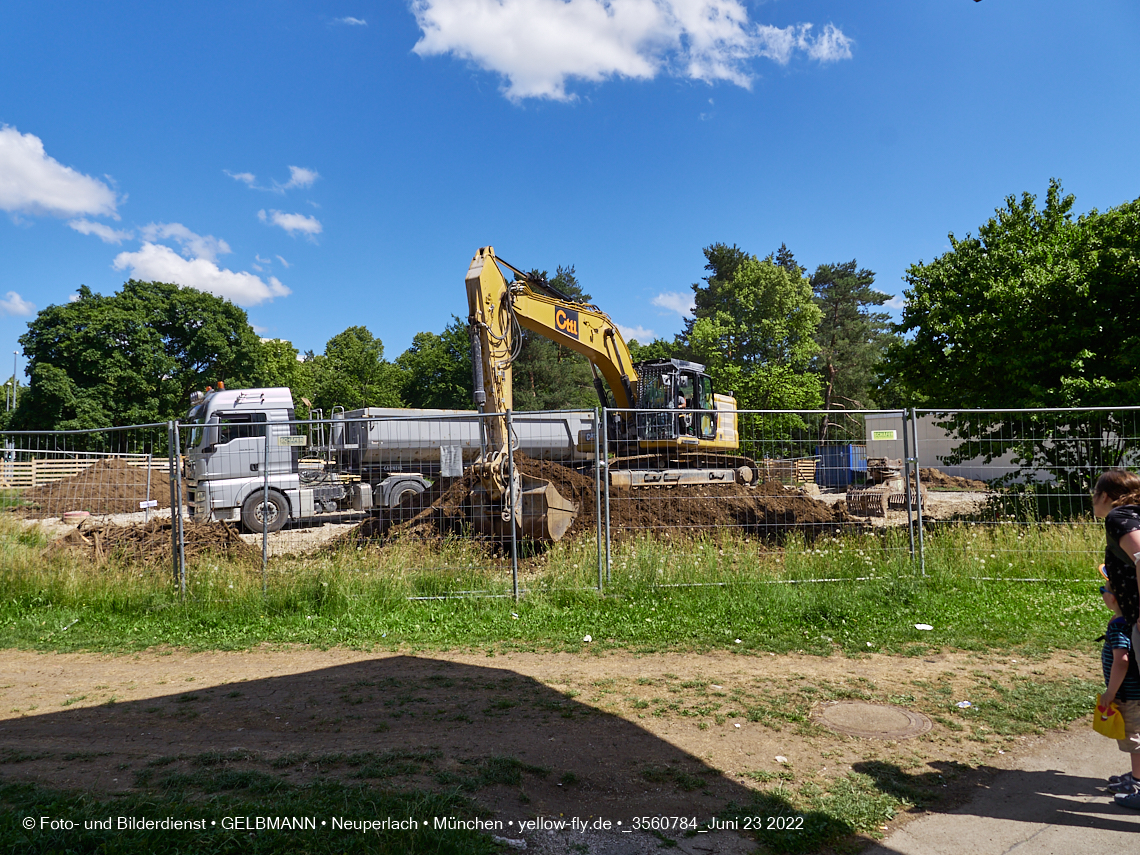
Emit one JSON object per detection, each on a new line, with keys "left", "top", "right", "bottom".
{"left": 555, "top": 307, "right": 579, "bottom": 339}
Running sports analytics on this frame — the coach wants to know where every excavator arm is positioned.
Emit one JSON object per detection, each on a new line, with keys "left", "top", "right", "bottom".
{"left": 465, "top": 245, "right": 639, "bottom": 419}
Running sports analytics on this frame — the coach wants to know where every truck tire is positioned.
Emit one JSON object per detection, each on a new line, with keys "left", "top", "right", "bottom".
{"left": 387, "top": 480, "right": 426, "bottom": 508}
{"left": 241, "top": 490, "right": 288, "bottom": 534}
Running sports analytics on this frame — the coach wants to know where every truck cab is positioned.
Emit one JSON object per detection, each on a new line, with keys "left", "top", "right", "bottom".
{"left": 185, "top": 387, "right": 304, "bottom": 528}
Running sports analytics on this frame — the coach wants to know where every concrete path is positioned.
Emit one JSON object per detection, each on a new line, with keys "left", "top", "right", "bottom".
{"left": 866, "top": 728, "right": 1140, "bottom": 854}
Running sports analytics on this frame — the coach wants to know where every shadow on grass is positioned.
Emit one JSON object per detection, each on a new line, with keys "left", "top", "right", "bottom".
{"left": 0, "top": 655, "right": 764, "bottom": 854}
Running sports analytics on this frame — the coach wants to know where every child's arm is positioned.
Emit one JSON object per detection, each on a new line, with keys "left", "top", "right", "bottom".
{"left": 1104, "top": 647, "right": 1131, "bottom": 707}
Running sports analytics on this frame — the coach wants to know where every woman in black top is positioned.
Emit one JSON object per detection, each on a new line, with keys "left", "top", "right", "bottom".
{"left": 1093, "top": 469, "right": 1140, "bottom": 658}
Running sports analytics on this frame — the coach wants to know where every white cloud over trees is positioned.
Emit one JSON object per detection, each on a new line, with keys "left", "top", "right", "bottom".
{"left": 113, "top": 243, "right": 291, "bottom": 307}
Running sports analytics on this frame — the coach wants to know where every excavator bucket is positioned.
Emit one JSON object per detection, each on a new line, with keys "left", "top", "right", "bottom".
{"left": 467, "top": 474, "right": 578, "bottom": 543}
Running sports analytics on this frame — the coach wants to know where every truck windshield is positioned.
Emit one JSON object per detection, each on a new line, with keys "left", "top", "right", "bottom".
{"left": 188, "top": 416, "right": 205, "bottom": 449}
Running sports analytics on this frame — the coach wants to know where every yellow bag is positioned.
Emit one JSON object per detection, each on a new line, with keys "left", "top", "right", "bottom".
{"left": 1094, "top": 695, "right": 1126, "bottom": 740}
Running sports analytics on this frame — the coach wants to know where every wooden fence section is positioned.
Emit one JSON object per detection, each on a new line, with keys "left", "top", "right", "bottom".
{"left": 0, "top": 455, "right": 165, "bottom": 489}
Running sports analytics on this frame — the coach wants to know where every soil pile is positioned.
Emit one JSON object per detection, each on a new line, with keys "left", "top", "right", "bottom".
{"left": 920, "top": 468, "right": 989, "bottom": 491}
{"left": 49, "top": 517, "right": 257, "bottom": 566}
{"left": 19, "top": 458, "right": 180, "bottom": 518}
{"left": 333, "top": 454, "right": 853, "bottom": 548}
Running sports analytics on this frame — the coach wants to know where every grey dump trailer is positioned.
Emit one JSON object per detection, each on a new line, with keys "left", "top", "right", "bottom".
{"left": 183, "top": 386, "right": 595, "bottom": 533}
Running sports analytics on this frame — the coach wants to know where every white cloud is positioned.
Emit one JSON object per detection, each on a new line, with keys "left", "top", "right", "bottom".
{"left": 886, "top": 294, "right": 906, "bottom": 311}
{"left": 113, "top": 243, "right": 290, "bottom": 307}
{"left": 280, "top": 166, "right": 319, "bottom": 190}
{"left": 0, "top": 125, "right": 120, "bottom": 217}
{"left": 618, "top": 323, "right": 655, "bottom": 343}
{"left": 224, "top": 170, "right": 257, "bottom": 186}
{"left": 652, "top": 290, "right": 695, "bottom": 317}
{"left": 68, "top": 218, "right": 133, "bottom": 244}
{"left": 334, "top": 16, "right": 368, "bottom": 25}
{"left": 139, "top": 222, "right": 231, "bottom": 262}
{"left": 226, "top": 165, "right": 319, "bottom": 193}
{"left": 0, "top": 291, "right": 35, "bottom": 317}
{"left": 411, "top": 0, "right": 853, "bottom": 101}
{"left": 276, "top": 255, "right": 291, "bottom": 268}
{"left": 258, "top": 209, "right": 323, "bottom": 238}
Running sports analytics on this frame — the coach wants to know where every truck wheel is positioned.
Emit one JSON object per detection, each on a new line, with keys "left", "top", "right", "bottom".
{"left": 241, "top": 490, "right": 288, "bottom": 533}
{"left": 388, "top": 481, "right": 425, "bottom": 508}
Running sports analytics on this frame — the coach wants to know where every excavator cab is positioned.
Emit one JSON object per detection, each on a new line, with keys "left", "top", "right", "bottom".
{"left": 633, "top": 359, "right": 718, "bottom": 443}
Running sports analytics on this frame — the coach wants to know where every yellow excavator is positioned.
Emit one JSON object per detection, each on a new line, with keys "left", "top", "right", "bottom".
{"left": 464, "top": 246, "right": 754, "bottom": 543}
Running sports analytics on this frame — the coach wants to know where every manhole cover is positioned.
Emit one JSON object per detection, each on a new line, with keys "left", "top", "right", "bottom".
{"left": 812, "top": 701, "right": 932, "bottom": 740}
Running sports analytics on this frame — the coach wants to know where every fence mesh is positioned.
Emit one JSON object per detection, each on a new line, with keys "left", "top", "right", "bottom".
{"left": 1, "top": 423, "right": 177, "bottom": 569}
{"left": 600, "top": 407, "right": 916, "bottom": 586}
{"left": 6, "top": 405, "right": 1134, "bottom": 590}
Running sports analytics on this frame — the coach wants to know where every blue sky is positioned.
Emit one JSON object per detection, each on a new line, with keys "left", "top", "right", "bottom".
{"left": 1, "top": 1, "right": 1138, "bottom": 383}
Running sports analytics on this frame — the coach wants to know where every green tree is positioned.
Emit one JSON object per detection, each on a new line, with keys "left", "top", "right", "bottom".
{"left": 686, "top": 245, "right": 822, "bottom": 411}
{"left": 395, "top": 317, "right": 475, "bottom": 409}
{"left": 882, "top": 179, "right": 1140, "bottom": 493}
{"left": 510, "top": 265, "right": 599, "bottom": 411}
{"left": 811, "top": 260, "right": 896, "bottom": 441}
{"left": 250, "top": 338, "right": 303, "bottom": 389}
{"left": 14, "top": 281, "right": 261, "bottom": 430}
{"left": 306, "top": 326, "right": 403, "bottom": 413}
{"left": 628, "top": 338, "right": 676, "bottom": 363}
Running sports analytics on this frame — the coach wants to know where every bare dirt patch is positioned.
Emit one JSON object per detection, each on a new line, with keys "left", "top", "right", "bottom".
{"left": 334, "top": 454, "right": 855, "bottom": 549}
{"left": 0, "top": 646, "right": 1093, "bottom": 851}
{"left": 15, "top": 458, "right": 180, "bottom": 518}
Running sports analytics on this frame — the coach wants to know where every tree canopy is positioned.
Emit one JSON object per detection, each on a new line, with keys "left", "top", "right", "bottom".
{"left": 302, "top": 325, "right": 403, "bottom": 414}
{"left": 811, "top": 260, "right": 895, "bottom": 440}
{"left": 884, "top": 179, "right": 1140, "bottom": 408}
{"left": 685, "top": 243, "right": 822, "bottom": 411}
{"left": 882, "top": 179, "right": 1140, "bottom": 491}
{"left": 395, "top": 317, "right": 474, "bottom": 410}
{"left": 14, "top": 281, "right": 262, "bottom": 430}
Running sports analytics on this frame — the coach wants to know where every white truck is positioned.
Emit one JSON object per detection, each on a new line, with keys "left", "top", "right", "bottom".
{"left": 182, "top": 385, "right": 595, "bottom": 533}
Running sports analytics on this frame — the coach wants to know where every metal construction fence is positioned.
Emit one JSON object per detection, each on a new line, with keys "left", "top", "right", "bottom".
{"left": 4, "top": 405, "right": 1131, "bottom": 594}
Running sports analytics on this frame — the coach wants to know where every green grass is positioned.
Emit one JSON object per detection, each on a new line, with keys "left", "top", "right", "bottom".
{"left": 0, "top": 517, "right": 1108, "bottom": 656}
{"left": 0, "top": 517, "right": 1112, "bottom": 855}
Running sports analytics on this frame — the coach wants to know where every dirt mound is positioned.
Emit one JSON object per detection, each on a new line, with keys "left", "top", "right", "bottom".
{"left": 49, "top": 517, "right": 257, "bottom": 566}
{"left": 333, "top": 455, "right": 853, "bottom": 549}
{"left": 920, "top": 468, "right": 989, "bottom": 491}
{"left": 18, "top": 457, "right": 180, "bottom": 518}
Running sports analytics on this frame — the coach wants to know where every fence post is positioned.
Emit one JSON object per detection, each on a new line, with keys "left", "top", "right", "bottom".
{"left": 262, "top": 429, "right": 269, "bottom": 593}
{"left": 172, "top": 421, "right": 186, "bottom": 598}
{"left": 909, "top": 408, "right": 926, "bottom": 576}
{"left": 506, "top": 409, "right": 518, "bottom": 603}
{"left": 902, "top": 409, "right": 915, "bottom": 562}
{"left": 167, "top": 422, "right": 178, "bottom": 587}
{"left": 602, "top": 408, "right": 611, "bottom": 585}
{"left": 145, "top": 452, "right": 152, "bottom": 525}
{"left": 595, "top": 407, "right": 603, "bottom": 593}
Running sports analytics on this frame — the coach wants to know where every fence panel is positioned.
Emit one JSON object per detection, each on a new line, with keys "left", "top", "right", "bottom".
{"left": 601, "top": 407, "right": 916, "bottom": 587}
{"left": 1, "top": 423, "right": 177, "bottom": 569}
{"left": 903, "top": 407, "right": 1140, "bottom": 580}
{"left": 14, "top": 405, "right": 1131, "bottom": 592}
{"left": 177, "top": 408, "right": 602, "bottom": 599}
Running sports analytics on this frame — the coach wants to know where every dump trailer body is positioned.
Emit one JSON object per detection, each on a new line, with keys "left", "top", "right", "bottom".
{"left": 331, "top": 408, "right": 596, "bottom": 468}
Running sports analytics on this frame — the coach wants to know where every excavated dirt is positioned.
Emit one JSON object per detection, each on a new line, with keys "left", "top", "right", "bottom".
{"left": 15, "top": 458, "right": 181, "bottom": 518}
{"left": 920, "top": 468, "right": 989, "bottom": 491}
{"left": 332, "top": 454, "right": 854, "bottom": 549}
{"left": 48, "top": 517, "right": 258, "bottom": 566}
